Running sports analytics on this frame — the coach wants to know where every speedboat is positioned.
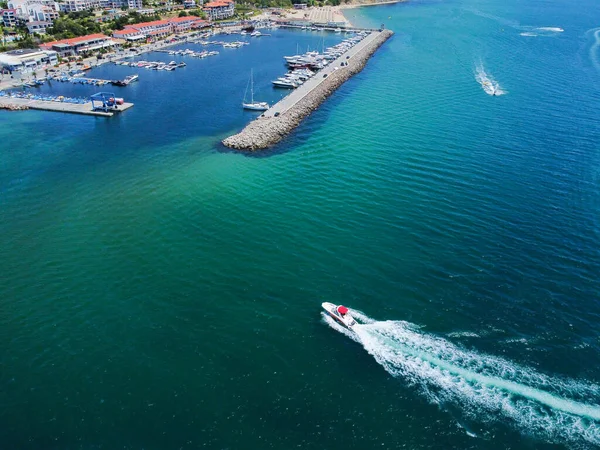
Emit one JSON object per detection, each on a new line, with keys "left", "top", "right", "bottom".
{"left": 272, "top": 79, "right": 298, "bottom": 88}
{"left": 322, "top": 302, "right": 357, "bottom": 329}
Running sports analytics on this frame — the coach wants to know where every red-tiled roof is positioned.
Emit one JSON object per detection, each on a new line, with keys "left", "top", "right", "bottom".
{"left": 40, "top": 33, "right": 110, "bottom": 49}
{"left": 169, "top": 16, "right": 201, "bottom": 23}
{"left": 204, "top": 1, "right": 230, "bottom": 7}
{"left": 204, "top": 0, "right": 233, "bottom": 6}
{"left": 113, "top": 28, "right": 140, "bottom": 36}
{"left": 131, "top": 18, "right": 170, "bottom": 28}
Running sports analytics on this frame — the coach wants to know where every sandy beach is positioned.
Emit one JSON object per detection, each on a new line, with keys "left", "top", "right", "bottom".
{"left": 278, "top": 1, "right": 403, "bottom": 28}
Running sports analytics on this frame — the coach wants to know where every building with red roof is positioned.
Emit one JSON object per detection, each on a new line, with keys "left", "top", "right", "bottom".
{"left": 112, "top": 17, "right": 208, "bottom": 41}
{"left": 39, "top": 33, "right": 117, "bottom": 56}
{"left": 1, "top": 8, "right": 18, "bottom": 27}
{"left": 203, "top": 0, "right": 234, "bottom": 21}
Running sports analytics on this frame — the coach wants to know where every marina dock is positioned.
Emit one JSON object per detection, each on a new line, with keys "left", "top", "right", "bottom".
{"left": 223, "top": 29, "right": 393, "bottom": 151}
{"left": 263, "top": 31, "right": 380, "bottom": 118}
{"left": 0, "top": 96, "right": 134, "bottom": 117}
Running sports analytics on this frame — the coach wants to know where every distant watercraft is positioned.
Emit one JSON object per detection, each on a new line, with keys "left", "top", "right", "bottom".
{"left": 475, "top": 64, "right": 504, "bottom": 96}
{"left": 111, "top": 74, "right": 139, "bottom": 87}
{"left": 243, "top": 69, "right": 269, "bottom": 111}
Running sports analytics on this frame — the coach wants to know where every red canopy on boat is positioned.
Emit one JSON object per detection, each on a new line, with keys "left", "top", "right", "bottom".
{"left": 337, "top": 305, "right": 348, "bottom": 315}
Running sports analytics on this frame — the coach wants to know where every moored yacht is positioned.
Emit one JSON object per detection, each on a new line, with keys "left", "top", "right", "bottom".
{"left": 243, "top": 69, "right": 269, "bottom": 111}
{"left": 272, "top": 79, "right": 298, "bottom": 88}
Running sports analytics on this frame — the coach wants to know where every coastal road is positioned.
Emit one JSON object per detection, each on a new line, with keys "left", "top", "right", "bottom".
{"left": 262, "top": 31, "right": 380, "bottom": 118}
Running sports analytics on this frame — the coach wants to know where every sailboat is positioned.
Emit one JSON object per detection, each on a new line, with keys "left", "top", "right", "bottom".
{"left": 242, "top": 69, "right": 269, "bottom": 111}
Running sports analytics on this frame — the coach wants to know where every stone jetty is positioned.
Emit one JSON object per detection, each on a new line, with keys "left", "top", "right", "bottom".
{"left": 223, "top": 29, "right": 393, "bottom": 151}
{"left": 0, "top": 103, "right": 29, "bottom": 111}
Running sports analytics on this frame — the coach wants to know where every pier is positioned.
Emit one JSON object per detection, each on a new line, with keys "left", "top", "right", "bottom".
{"left": 222, "top": 29, "right": 393, "bottom": 151}
{"left": 0, "top": 96, "right": 134, "bottom": 117}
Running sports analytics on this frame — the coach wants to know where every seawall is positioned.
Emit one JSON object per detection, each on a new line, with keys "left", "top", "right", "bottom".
{"left": 222, "top": 29, "right": 393, "bottom": 151}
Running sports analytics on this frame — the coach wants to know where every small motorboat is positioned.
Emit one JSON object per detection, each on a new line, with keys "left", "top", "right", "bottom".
{"left": 322, "top": 302, "right": 357, "bottom": 329}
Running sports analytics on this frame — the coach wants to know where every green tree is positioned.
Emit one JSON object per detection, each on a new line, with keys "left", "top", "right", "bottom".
{"left": 16, "top": 35, "right": 35, "bottom": 49}
{"left": 178, "top": 10, "right": 188, "bottom": 17}
{"left": 188, "top": 9, "right": 206, "bottom": 19}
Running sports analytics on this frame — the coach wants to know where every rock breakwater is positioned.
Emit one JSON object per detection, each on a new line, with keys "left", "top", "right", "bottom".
{"left": 0, "top": 103, "right": 29, "bottom": 111}
{"left": 223, "top": 29, "right": 393, "bottom": 151}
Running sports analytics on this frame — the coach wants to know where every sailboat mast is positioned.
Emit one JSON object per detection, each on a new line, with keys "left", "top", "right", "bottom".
{"left": 250, "top": 68, "right": 254, "bottom": 103}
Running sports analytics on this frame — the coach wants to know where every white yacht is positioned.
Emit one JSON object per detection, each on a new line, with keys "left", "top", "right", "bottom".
{"left": 242, "top": 69, "right": 269, "bottom": 111}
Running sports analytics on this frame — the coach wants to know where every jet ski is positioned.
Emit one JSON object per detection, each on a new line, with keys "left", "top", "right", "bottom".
{"left": 322, "top": 302, "right": 357, "bottom": 329}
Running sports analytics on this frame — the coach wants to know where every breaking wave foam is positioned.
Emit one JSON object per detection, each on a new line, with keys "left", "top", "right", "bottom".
{"left": 536, "top": 27, "right": 564, "bottom": 33}
{"left": 474, "top": 64, "right": 506, "bottom": 96}
{"left": 322, "top": 310, "right": 600, "bottom": 446}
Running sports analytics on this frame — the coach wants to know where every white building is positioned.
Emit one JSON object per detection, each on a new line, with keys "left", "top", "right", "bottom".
{"left": 27, "top": 19, "right": 52, "bottom": 33}
{"left": 0, "top": 8, "right": 19, "bottom": 27}
{"left": 7, "top": 0, "right": 59, "bottom": 15}
{"left": 40, "top": 33, "right": 116, "bottom": 56}
{"left": 127, "top": 0, "right": 143, "bottom": 9}
{"left": 0, "top": 48, "right": 58, "bottom": 73}
{"left": 2, "top": 0, "right": 59, "bottom": 27}
{"left": 203, "top": 0, "right": 233, "bottom": 21}
{"left": 59, "top": 0, "right": 102, "bottom": 13}
{"left": 104, "top": 0, "right": 143, "bottom": 9}
{"left": 29, "top": 4, "right": 59, "bottom": 22}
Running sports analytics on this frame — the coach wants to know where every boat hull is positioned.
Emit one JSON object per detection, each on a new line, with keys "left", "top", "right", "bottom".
{"left": 322, "top": 302, "right": 356, "bottom": 329}
{"left": 243, "top": 102, "right": 269, "bottom": 111}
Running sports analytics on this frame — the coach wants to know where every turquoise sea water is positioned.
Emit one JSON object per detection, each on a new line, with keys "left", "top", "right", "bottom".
{"left": 2, "top": 0, "right": 600, "bottom": 448}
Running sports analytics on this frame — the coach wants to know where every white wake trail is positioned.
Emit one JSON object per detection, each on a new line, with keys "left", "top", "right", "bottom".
{"left": 588, "top": 28, "right": 600, "bottom": 72}
{"left": 474, "top": 63, "right": 506, "bottom": 96}
{"left": 323, "top": 311, "right": 600, "bottom": 445}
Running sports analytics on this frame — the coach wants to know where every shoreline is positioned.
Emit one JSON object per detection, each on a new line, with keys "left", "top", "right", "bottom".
{"left": 341, "top": 0, "right": 404, "bottom": 9}
{"left": 338, "top": 0, "right": 404, "bottom": 26}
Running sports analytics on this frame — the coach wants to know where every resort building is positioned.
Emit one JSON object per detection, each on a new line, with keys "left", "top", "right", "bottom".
{"left": 29, "top": 4, "right": 59, "bottom": 22}
{"left": 136, "top": 8, "right": 156, "bottom": 14}
{"left": 0, "top": 48, "right": 58, "bottom": 73}
{"left": 0, "top": 8, "right": 19, "bottom": 27}
{"left": 2, "top": 0, "right": 59, "bottom": 28}
{"left": 7, "top": 0, "right": 58, "bottom": 10}
{"left": 58, "top": 0, "right": 102, "bottom": 13}
{"left": 183, "top": 0, "right": 196, "bottom": 8}
{"left": 40, "top": 33, "right": 116, "bottom": 56}
{"left": 112, "top": 17, "right": 208, "bottom": 41}
{"left": 203, "top": 0, "right": 234, "bottom": 21}
{"left": 26, "top": 19, "right": 52, "bottom": 33}
{"left": 137, "top": 8, "right": 156, "bottom": 16}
